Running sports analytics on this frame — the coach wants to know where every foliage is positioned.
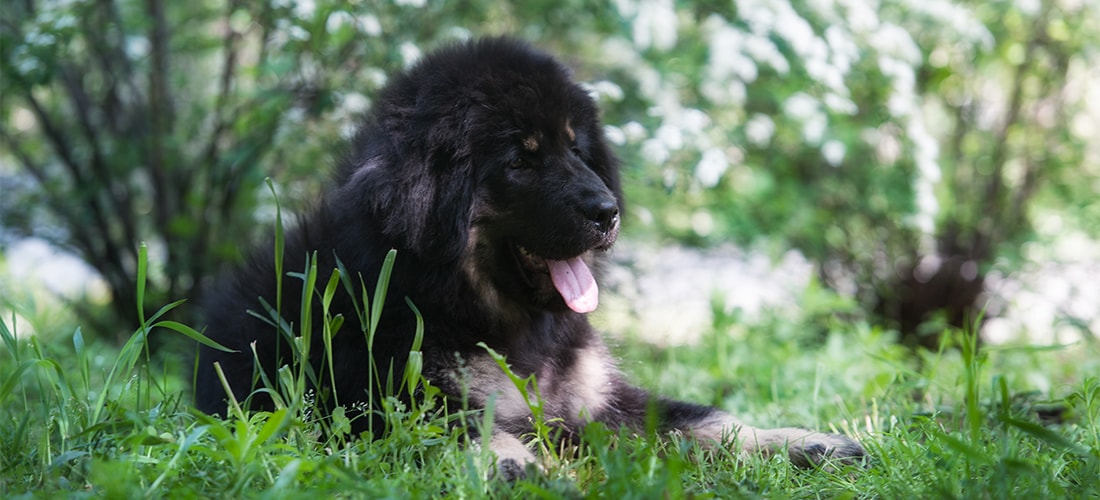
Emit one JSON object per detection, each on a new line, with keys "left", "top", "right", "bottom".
{"left": 592, "top": 0, "right": 1099, "bottom": 342}
{"left": 5, "top": 0, "right": 1096, "bottom": 343}
{"left": 3, "top": 0, "right": 261, "bottom": 329}
{"left": 0, "top": 0, "right": 509, "bottom": 333}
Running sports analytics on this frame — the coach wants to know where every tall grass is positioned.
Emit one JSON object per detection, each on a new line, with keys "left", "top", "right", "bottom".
{"left": 2, "top": 237, "right": 1098, "bottom": 497}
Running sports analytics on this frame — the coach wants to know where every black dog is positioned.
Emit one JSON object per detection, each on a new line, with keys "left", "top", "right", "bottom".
{"left": 195, "top": 37, "right": 864, "bottom": 477}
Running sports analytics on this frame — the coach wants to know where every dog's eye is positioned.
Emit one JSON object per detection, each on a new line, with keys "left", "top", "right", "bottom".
{"left": 509, "top": 157, "right": 527, "bottom": 170}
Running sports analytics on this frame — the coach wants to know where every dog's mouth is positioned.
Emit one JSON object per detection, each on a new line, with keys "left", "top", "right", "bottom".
{"left": 513, "top": 245, "right": 599, "bottom": 313}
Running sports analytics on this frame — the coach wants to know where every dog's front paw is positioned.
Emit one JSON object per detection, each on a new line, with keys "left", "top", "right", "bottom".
{"left": 486, "top": 431, "right": 541, "bottom": 481}
{"left": 787, "top": 432, "right": 866, "bottom": 469}
{"left": 493, "top": 457, "right": 529, "bottom": 481}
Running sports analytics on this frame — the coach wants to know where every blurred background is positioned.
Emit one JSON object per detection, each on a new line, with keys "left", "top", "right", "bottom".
{"left": 2, "top": 0, "right": 1098, "bottom": 351}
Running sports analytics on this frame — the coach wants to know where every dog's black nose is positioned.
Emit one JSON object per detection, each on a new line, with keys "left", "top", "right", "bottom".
{"left": 584, "top": 197, "right": 619, "bottom": 232}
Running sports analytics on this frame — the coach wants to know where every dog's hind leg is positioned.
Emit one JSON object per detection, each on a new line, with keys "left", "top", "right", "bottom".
{"left": 659, "top": 399, "right": 866, "bottom": 468}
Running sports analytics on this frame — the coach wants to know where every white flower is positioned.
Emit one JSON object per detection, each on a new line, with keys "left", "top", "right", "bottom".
{"left": 841, "top": 0, "right": 880, "bottom": 32}
{"left": 287, "top": 25, "right": 309, "bottom": 41}
{"left": 745, "top": 114, "right": 776, "bottom": 146}
{"left": 642, "top": 139, "right": 670, "bottom": 165}
{"left": 872, "top": 22, "right": 922, "bottom": 66}
{"left": 743, "top": 33, "right": 788, "bottom": 75}
{"left": 632, "top": 0, "right": 678, "bottom": 51}
{"left": 784, "top": 92, "right": 819, "bottom": 120}
{"left": 326, "top": 11, "right": 352, "bottom": 32}
{"left": 604, "top": 125, "right": 627, "bottom": 146}
{"left": 822, "top": 140, "right": 846, "bottom": 166}
{"left": 341, "top": 92, "right": 370, "bottom": 114}
{"left": 824, "top": 93, "right": 858, "bottom": 115}
{"left": 692, "top": 210, "right": 716, "bottom": 236}
{"left": 1017, "top": 0, "right": 1042, "bottom": 15}
{"left": 400, "top": 42, "right": 421, "bottom": 67}
{"left": 622, "top": 121, "right": 649, "bottom": 142}
{"left": 802, "top": 114, "right": 828, "bottom": 145}
{"left": 358, "top": 14, "right": 382, "bottom": 37}
{"left": 591, "top": 80, "right": 625, "bottom": 102}
{"left": 695, "top": 148, "right": 729, "bottom": 188}
{"left": 656, "top": 124, "right": 684, "bottom": 150}
{"left": 681, "top": 109, "right": 711, "bottom": 135}
{"left": 292, "top": 0, "right": 316, "bottom": 18}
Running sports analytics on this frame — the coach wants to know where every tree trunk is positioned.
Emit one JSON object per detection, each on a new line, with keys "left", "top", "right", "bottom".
{"left": 878, "top": 254, "right": 986, "bottom": 349}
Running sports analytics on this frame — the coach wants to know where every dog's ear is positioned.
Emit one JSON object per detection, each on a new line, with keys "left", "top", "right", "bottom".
{"left": 335, "top": 118, "right": 475, "bottom": 265}
{"left": 413, "top": 140, "right": 478, "bottom": 264}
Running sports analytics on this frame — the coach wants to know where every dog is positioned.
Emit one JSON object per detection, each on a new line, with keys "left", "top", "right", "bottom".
{"left": 194, "top": 37, "right": 865, "bottom": 478}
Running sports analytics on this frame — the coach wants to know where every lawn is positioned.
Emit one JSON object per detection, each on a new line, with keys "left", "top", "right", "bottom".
{"left": 1, "top": 274, "right": 1098, "bottom": 499}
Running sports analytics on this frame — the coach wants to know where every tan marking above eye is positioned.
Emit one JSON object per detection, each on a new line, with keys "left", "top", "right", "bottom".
{"left": 565, "top": 122, "right": 576, "bottom": 142}
{"left": 523, "top": 136, "right": 539, "bottom": 152}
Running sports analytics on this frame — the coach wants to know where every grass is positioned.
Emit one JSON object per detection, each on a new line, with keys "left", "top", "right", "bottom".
{"left": 2, "top": 249, "right": 1098, "bottom": 498}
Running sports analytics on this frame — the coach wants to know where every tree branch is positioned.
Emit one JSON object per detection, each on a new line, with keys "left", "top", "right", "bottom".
{"left": 0, "top": 126, "right": 122, "bottom": 291}
{"left": 90, "top": 0, "right": 144, "bottom": 134}
{"left": 184, "top": 0, "right": 247, "bottom": 300}
{"left": 1010, "top": 33, "right": 1070, "bottom": 229}
{"left": 144, "top": 0, "right": 175, "bottom": 232}
{"left": 17, "top": 86, "right": 134, "bottom": 297}
{"left": 57, "top": 63, "right": 141, "bottom": 260}
{"left": 201, "top": 0, "right": 244, "bottom": 185}
{"left": 979, "top": 6, "right": 1049, "bottom": 255}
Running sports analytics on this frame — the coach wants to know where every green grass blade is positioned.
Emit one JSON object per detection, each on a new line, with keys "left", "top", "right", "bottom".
{"left": 136, "top": 242, "right": 147, "bottom": 321}
{"left": 404, "top": 351, "right": 423, "bottom": 399}
{"left": 322, "top": 268, "right": 342, "bottom": 407}
{"left": 1, "top": 313, "right": 19, "bottom": 363}
{"left": 48, "top": 450, "right": 88, "bottom": 472}
{"left": 145, "top": 299, "right": 189, "bottom": 324}
{"left": 86, "top": 324, "right": 150, "bottom": 424}
{"left": 334, "top": 253, "right": 365, "bottom": 323}
{"left": 998, "top": 415, "right": 1091, "bottom": 457}
{"left": 146, "top": 425, "right": 209, "bottom": 494}
{"left": 266, "top": 178, "right": 286, "bottom": 325}
{"left": 369, "top": 249, "right": 398, "bottom": 336}
{"left": 251, "top": 295, "right": 296, "bottom": 340}
{"left": 255, "top": 408, "right": 291, "bottom": 445}
{"left": 154, "top": 320, "right": 237, "bottom": 353}
{"left": 405, "top": 297, "right": 424, "bottom": 353}
{"left": 73, "top": 327, "right": 90, "bottom": 394}
{"left": 930, "top": 427, "right": 992, "bottom": 464}
{"left": 299, "top": 252, "right": 318, "bottom": 353}
{"left": 321, "top": 267, "right": 341, "bottom": 313}
{"left": 0, "top": 360, "right": 36, "bottom": 404}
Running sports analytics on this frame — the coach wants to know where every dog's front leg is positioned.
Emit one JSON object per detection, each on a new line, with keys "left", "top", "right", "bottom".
{"left": 485, "top": 430, "right": 541, "bottom": 480}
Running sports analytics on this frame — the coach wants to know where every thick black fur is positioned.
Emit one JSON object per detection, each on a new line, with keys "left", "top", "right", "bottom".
{"left": 195, "top": 37, "right": 864, "bottom": 476}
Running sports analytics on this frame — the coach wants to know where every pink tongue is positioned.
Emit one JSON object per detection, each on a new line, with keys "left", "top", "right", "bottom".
{"left": 547, "top": 257, "right": 599, "bottom": 313}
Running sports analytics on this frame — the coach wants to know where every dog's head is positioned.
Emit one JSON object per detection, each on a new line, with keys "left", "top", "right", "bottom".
{"left": 337, "top": 37, "right": 621, "bottom": 313}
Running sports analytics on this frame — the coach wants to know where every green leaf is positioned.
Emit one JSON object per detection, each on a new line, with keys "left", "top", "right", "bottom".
{"left": 48, "top": 451, "right": 88, "bottom": 471}
{"left": 999, "top": 415, "right": 1091, "bottom": 457}
{"left": 255, "top": 408, "right": 290, "bottom": 445}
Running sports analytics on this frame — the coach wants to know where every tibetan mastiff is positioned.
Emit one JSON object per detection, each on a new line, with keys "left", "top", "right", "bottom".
{"left": 195, "top": 37, "right": 864, "bottom": 477}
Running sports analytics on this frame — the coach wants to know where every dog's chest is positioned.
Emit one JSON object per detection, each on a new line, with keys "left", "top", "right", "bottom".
{"left": 459, "top": 341, "right": 614, "bottom": 425}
